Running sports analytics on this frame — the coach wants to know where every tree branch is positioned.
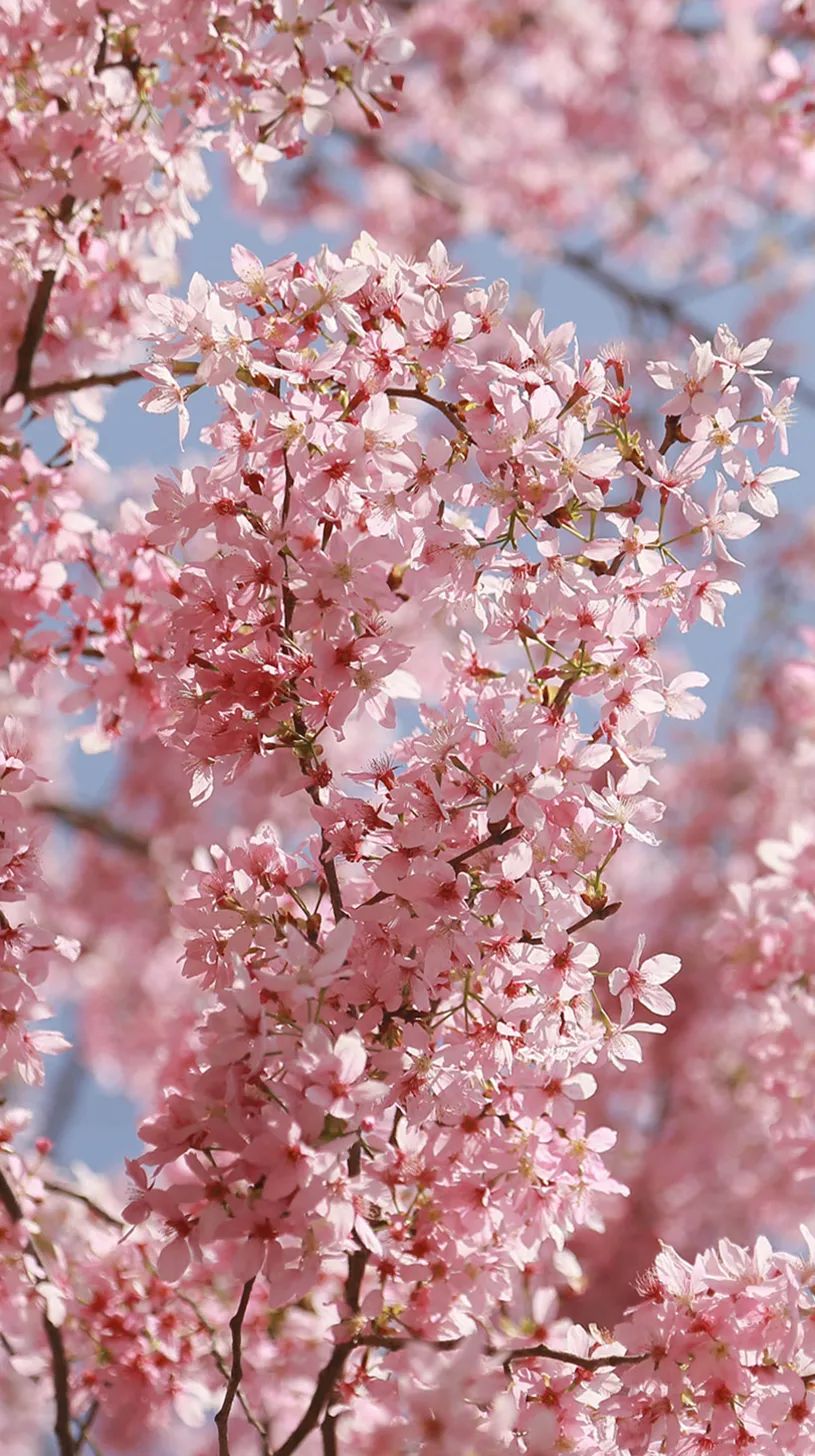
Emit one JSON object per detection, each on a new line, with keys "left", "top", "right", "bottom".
{"left": 559, "top": 248, "right": 708, "bottom": 338}
{"left": 175, "top": 1288, "right": 269, "bottom": 1447}
{"left": 273, "top": 1156, "right": 368, "bottom": 1456}
{"left": 43, "top": 1181, "right": 124, "bottom": 1230}
{"left": 386, "top": 386, "right": 475, "bottom": 444}
{"left": 272, "top": 1343, "right": 350, "bottom": 1456}
{"left": 266, "top": 1320, "right": 647, "bottom": 1453}
{"left": 25, "top": 367, "right": 144, "bottom": 402}
{"left": 215, "top": 1278, "right": 257, "bottom": 1456}
{"left": 4, "top": 195, "right": 75, "bottom": 403}
{"left": 6, "top": 271, "right": 59, "bottom": 402}
{"left": 37, "top": 800, "right": 151, "bottom": 857}
{"left": 503, "top": 1341, "right": 646, "bottom": 1371}
{"left": 565, "top": 900, "right": 622, "bottom": 935}
{"left": 361, "top": 825, "right": 524, "bottom": 910}
{"left": 24, "top": 358, "right": 201, "bottom": 404}
{"left": 0, "top": 1163, "right": 76, "bottom": 1456}
{"left": 448, "top": 824, "right": 522, "bottom": 870}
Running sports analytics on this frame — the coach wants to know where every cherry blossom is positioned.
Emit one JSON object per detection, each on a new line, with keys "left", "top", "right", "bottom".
{"left": 0, "top": 3, "right": 814, "bottom": 1454}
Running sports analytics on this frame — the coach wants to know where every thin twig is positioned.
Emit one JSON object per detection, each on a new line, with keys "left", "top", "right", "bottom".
{"left": 560, "top": 248, "right": 708, "bottom": 338}
{"left": 25, "top": 367, "right": 144, "bottom": 401}
{"left": 272, "top": 1343, "right": 350, "bottom": 1456}
{"left": 448, "top": 824, "right": 522, "bottom": 870}
{"left": 215, "top": 1278, "right": 257, "bottom": 1456}
{"left": 503, "top": 1341, "right": 646, "bottom": 1371}
{"left": 175, "top": 1288, "right": 269, "bottom": 1446}
{"left": 272, "top": 1151, "right": 369, "bottom": 1456}
{"left": 0, "top": 1164, "right": 76, "bottom": 1455}
{"left": 321, "top": 1412, "right": 338, "bottom": 1456}
{"left": 43, "top": 1181, "right": 124, "bottom": 1230}
{"left": 24, "top": 358, "right": 201, "bottom": 404}
{"left": 37, "top": 800, "right": 151, "bottom": 857}
{"left": 6, "top": 271, "right": 59, "bottom": 401}
{"left": 565, "top": 901, "right": 622, "bottom": 935}
{"left": 4, "top": 195, "right": 74, "bottom": 403}
{"left": 386, "top": 386, "right": 475, "bottom": 443}
{"left": 322, "top": 856, "right": 346, "bottom": 921}
{"left": 362, "top": 825, "right": 524, "bottom": 909}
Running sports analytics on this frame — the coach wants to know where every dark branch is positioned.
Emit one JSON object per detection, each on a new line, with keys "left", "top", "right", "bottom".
{"left": 386, "top": 386, "right": 475, "bottom": 444}
{"left": 37, "top": 799, "right": 150, "bottom": 857}
{"left": 503, "top": 1341, "right": 646, "bottom": 1372}
{"left": 43, "top": 1181, "right": 124, "bottom": 1230}
{"left": 559, "top": 248, "right": 708, "bottom": 337}
{"left": 0, "top": 1163, "right": 76, "bottom": 1455}
{"left": 5, "top": 270, "right": 59, "bottom": 403}
{"left": 215, "top": 1278, "right": 257, "bottom": 1456}
{"left": 24, "top": 357, "right": 201, "bottom": 404}
{"left": 272, "top": 1344, "right": 350, "bottom": 1456}
{"left": 351, "top": 137, "right": 815, "bottom": 411}
{"left": 4, "top": 195, "right": 74, "bottom": 403}
{"left": 362, "top": 825, "right": 524, "bottom": 910}
{"left": 321, "top": 1412, "right": 338, "bottom": 1456}
{"left": 448, "top": 825, "right": 523, "bottom": 870}
{"left": 25, "top": 367, "right": 144, "bottom": 402}
{"left": 565, "top": 900, "right": 622, "bottom": 935}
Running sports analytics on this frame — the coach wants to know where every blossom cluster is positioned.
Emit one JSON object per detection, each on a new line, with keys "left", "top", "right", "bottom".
{"left": 0, "top": 716, "right": 76, "bottom": 1086}
{"left": 535, "top": 617, "right": 815, "bottom": 1330}
{"left": 21, "top": 235, "right": 798, "bottom": 1448}
{"left": 2, "top": 1, "right": 815, "bottom": 1452}
{"left": 1, "top": 0, "right": 409, "bottom": 420}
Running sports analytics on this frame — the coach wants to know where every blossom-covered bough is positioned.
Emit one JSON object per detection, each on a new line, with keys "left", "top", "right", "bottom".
{"left": 2, "top": 2, "right": 815, "bottom": 1455}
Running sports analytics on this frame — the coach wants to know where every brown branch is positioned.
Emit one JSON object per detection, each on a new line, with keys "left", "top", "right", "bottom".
{"left": 36, "top": 800, "right": 151, "bottom": 857}
{"left": 273, "top": 1157, "right": 368, "bottom": 1456}
{"left": 5, "top": 271, "right": 59, "bottom": 403}
{"left": 0, "top": 1163, "right": 76, "bottom": 1455}
{"left": 24, "top": 358, "right": 201, "bottom": 404}
{"left": 361, "top": 825, "right": 524, "bottom": 910}
{"left": 344, "top": 1244, "right": 368, "bottom": 1314}
{"left": 345, "top": 134, "right": 460, "bottom": 212}
{"left": 300, "top": 778, "right": 346, "bottom": 921}
{"left": 448, "top": 824, "right": 522, "bottom": 870}
{"left": 559, "top": 249, "right": 708, "bottom": 338}
{"left": 565, "top": 900, "right": 622, "bottom": 935}
{"left": 43, "top": 1181, "right": 124, "bottom": 1230}
{"left": 353, "top": 1333, "right": 463, "bottom": 1351}
{"left": 353, "top": 136, "right": 815, "bottom": 411}
{"left": 281, "top": 446, "right": 294, "bottom": 530}
{"left": 503, "top": 1341, "right": 646, "bottom": 1372}
{"left": 175, "top": 1289, "right": 269, "bottom": 1447}
{"left": 4, "top": 195, "right": 74, "bottom": 403}
{"left": 562, "top": 247, "right": 815, "bottom": 410}
{"left": 74, "top": 1400, "right": 100, "bottom": 1455}
{"left": 265, "top": 1318, "right": 646, "bottom": 1451}
{"left": 215, "top": 1278, "right": 257, "bottom": 1456}
{"left": 322, "top": 856, "right": 346, "bottom": 921}
{"left": 25, "top": 367, "right": 144, "bottom": 402}
{"left": 385, "top": 386, "right": 475, "bottom": 444}
{"left": 350, "top": 1330, "right": 638, "bottom": 1371}
{"left": 272, "top": 1343, "right": 351, "bottom": 1456}
{"left": 321, "top": 1412, "right": 338, "bottom": 1456}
